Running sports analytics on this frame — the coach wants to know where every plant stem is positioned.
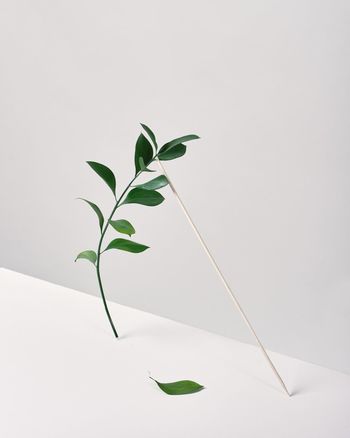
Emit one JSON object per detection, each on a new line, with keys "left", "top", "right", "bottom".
{"left": 95, "top": 262, "right": 119, "bottom": 337}
{"left": 94, "top": 158, "right": 157, "bottom": 337}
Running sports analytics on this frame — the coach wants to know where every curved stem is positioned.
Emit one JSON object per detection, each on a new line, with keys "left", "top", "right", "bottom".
{"left": 95, "top": 158, "right": 158, "bottom": 337}
{"left": 96, "top": 262, "right": 119, "bottom": 337}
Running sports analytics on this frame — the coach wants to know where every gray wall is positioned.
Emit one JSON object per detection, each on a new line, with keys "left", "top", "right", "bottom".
{"left": 1, "top": 0, "right": 349, "bottom": 373}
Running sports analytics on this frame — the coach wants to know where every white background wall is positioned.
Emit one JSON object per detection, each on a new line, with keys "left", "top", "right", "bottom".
{"left": 1, "top": 0, "right": 349, "bottom": 373}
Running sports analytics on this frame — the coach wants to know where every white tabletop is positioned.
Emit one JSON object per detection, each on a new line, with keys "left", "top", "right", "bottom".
{"left": 0, "top": 268, "right": 349, "bottom": 437}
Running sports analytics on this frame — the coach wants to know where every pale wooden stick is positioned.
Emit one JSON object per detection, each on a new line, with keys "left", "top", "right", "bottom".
{"left": 157, "top": 159, "right": 291, "bottom": 397}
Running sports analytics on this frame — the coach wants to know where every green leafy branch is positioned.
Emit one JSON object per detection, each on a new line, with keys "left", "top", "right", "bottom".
{"left": 75, "top": 124, "right": 199, "bottom": 338}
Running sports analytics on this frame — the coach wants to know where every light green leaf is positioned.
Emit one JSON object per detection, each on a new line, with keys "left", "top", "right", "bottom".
{"left": 75, "top": 250, "right": 97, "bottom": 265}
{"left": 78, "top": 198, "right": 104, "bottom": 232}
{"left": 135, "top": 133, "right": 153, "bottom": 175}
{"left": 122, "top": 188, "right": 164, "bottom": 207}
{"left": 87, "top": 161, "right": 116, "bottom": 196}
{"left": 158, "top": 143, "right": 186, "bottom": 161}
{"left": 104, "top": 238, "right": 149, "bottom": 253}
{"left": 138, "top": 157, "right": 155, "bottom": 173}
{"left": 109, "top": 219, "right": 135, "bottom": 237}
{"left": 160, "top": 134, "right": 199, "bottom": 152}
{"left": 141, "top": 123, "right": 158, "bottom": 150}
{"left": 139, "top": 157, "right": 147, "bottom": 171}
{"left": 134, "top": 175, "right": 168, "bottom": 191}
{"left": 150, "top": 377, "right": 205, "bottom": 395}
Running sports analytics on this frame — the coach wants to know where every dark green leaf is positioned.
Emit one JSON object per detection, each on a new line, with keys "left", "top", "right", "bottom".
{"left": 104, "top": 238, "right": 149, "bottom": 253}
{"left": 87, "top": 161, "right": 116, "bottom": 196}
{"left": 158, "top": 143, "right": 186, "bottom": 161}
{"left": 134, "top": 175, "right": 168, "bottom": 191}
{"left": 109, "top": 219, "right": 135, "bottom": 237}
{"left": 135, "top": 133, "right": 153, "bottom": 175}
{"left": 160, "top": 134, "right": 199, "bottom": 152}
{"left": 75, "top": 250, "right": 97, "bottom": 265}
{"left": 122, "top": 188, "right": 164, "bottom": 207}
{"left": 141, "top": 123, "right": 158, "bottom": 150}
{"left": 150, "top": 377, "right": 204, "bottom": 395}
{"left": 78, "top": 198, "right": 104, "bottom": 232}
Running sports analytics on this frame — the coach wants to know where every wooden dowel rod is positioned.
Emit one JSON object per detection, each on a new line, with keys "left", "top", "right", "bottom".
{"left": 157, "top": 159, "right": 291, "bottom": 397}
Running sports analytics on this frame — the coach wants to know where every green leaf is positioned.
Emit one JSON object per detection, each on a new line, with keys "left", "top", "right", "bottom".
{"left": 104, "top": 238, "right": 149, "bottom": 253}
{"left": 75, "top": 250, "right": 97, "bottom": 265}
{"left": 158, "top": 133, "right": 199, "bottom": 161}
{"left": 138, "top": 157, "right": 147, "bottom": 171}
{"left": 109, "top": 219, "right": 135, "bottom": 237}
{"left": 158, "top": 143, "right": 186, "bottom": 161}
{"left": 122, "top": 188, "right": 164, "bottom": 207}
{"left": 135, "top": 133, "right": 153, "bottom": 175}
{"left": 134, "top": 175, "right": 168, "bottom": 191}
{"left": 160, "top": 134, "right": 199, "bottom": 151}
{"left": 87, "top": 161, "right": 116, "bottom": 197}
{"left": 78, "top": 198, "right": 104, "bottom": 232}
{"left": 138, "top": 157, "right": 155, "bottom": 173}
{"left": 141, "top": 123, "right": 158, "bottom": 150}
{"left": 150, "top": 377, "right": 205, "bottom": 395}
